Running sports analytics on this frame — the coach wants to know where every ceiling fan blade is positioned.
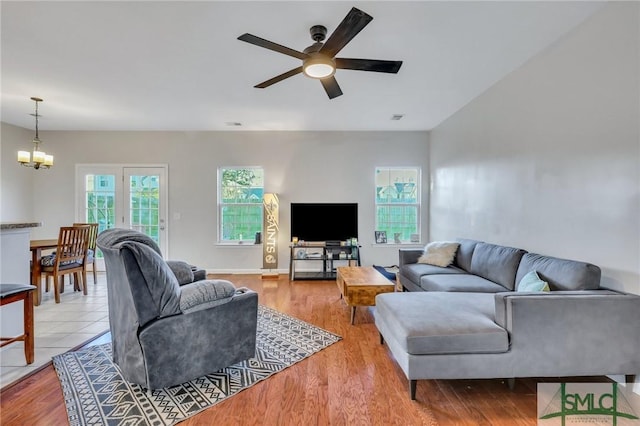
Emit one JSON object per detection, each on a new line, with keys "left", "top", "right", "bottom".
{"left": 238, "top": 33, "right": 308, "bottom": 60}
{"left": 335, "top": 58, "right": 403, "bottom": 73}
{"left": 320, "top": 7, "right": 373, "bottom": 58}
{"left": 320, "top": 76, "right": 343, "bottom": 99}
{"left": 254, "top": 67, "right": 303, "bottom": 88}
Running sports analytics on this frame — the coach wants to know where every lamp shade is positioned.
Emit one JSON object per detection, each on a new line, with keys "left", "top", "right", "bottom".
{"left": 17, "top": 151, "right": 31, "bottom": 163}
{"left": 32, "top": 150, "right": 45, "bottom": 164}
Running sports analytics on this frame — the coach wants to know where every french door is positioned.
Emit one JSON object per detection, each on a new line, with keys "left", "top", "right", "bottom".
{"left": 76, "top": 165, "right": 169, "bottom": 268}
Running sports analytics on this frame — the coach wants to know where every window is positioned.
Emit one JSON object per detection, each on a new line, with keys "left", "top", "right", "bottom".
{"left": 84, "top": 174, "right": 116, "bottom": 234}
{"left": 218, "top": 167, "right": 264, "bottom": 242}
{"left": 77, "top": 165, "right": 168, "bottom": 260}
{"left": 375, "top": 167, "right": 420, "bottom": 244}
{"left": 128, "top": 175, "right": 161, "bottom": 243}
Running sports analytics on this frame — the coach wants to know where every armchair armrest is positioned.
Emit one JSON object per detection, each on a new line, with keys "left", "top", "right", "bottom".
{"left": 399, "top": 248, "right": 423, "bottom": 266}
{"left": 166, "top": 260, "right": 195, "bottom": 285}
{"left": 192, "top": 268, "right": 207, "bottom": 282}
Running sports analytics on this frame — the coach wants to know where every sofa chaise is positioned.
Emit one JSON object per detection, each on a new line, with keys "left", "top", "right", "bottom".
{"left": 374, "top": 238, "right": 640, "bottom": 400}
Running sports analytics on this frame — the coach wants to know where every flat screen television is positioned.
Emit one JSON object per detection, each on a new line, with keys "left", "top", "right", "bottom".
{"left": 290, "top": 203, "right": 358, "bottom": 242}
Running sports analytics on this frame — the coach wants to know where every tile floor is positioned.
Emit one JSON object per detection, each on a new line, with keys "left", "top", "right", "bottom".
{"left": 0, "top": 273, "right": 109, "bottom": 389}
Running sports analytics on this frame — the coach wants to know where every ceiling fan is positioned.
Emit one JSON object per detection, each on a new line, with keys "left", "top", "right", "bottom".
{"left": 238, "top": 7, "right": 403, "bottom": 99}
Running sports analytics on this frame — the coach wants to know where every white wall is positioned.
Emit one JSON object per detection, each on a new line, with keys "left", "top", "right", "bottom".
{"left": 0, "top": 227, "right": 33, "bottom": 337}
{"left": 0, "top": 129, "right": 429, "bottom": 271}
{"left": 1, "top": 123, "right": 35, "bottom": 221}
{"left": 429, "top": 3, "right": 639, "bottom": 294}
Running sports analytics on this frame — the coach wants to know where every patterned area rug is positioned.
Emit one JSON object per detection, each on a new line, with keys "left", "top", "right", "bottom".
{"left": 53, "top": 305, "right": 341, "bottom": 426}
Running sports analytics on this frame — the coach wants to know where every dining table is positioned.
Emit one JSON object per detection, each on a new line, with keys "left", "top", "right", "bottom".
{"left": 29, "top": 239, "right": 58, "bottom": 306}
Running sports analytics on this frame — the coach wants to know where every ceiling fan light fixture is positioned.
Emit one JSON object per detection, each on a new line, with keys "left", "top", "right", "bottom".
{"left": 238, "top": 7, "right": 401, "bottom": 98}
{"left": 303, "top": 56, "right": 335, "bottom": 79}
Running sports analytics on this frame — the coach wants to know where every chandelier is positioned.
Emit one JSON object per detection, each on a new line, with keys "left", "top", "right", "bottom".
{"left": 17, "top": 97, "right": 53, "bottom": 169}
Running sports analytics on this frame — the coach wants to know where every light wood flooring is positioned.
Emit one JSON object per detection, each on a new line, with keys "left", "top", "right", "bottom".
{"left": 0, "top": 274, "right": 612, "bottom": 425}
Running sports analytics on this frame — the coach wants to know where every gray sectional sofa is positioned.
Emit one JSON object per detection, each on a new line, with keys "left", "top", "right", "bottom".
{"left": 397, "top": 238, "right": 601, "bottom": 293}
{"left": 374, "top": 238, "right": 640, "bottom": 400}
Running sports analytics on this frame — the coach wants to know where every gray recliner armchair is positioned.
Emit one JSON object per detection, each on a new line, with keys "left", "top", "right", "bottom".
{"left": 97, "top": 228, "right": 258, "bottom": 389}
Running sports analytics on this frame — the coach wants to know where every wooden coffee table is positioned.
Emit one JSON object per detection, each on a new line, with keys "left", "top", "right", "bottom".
{"left": 336, "top": 266, "right": 395, "bottom": 324}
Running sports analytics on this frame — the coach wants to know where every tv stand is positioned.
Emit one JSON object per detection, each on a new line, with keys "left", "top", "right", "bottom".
{"left": 289, "top": 242, "right": 361, "bottom": 281}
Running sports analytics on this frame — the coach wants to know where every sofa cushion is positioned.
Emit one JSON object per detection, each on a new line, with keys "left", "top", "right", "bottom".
{"left": 401, "top": 263, "right": 466, "bottom": 286}
{"left": 515, "top": 253, "right": 601, "bottom": 291}
{"left": 420, "top": 274, "right": 509, "bottom": 293}
{"left": 453, "top": 238, "right": 482, "bottom": 272}
{"left": 375, "top": 292, "right": 509, "bottom": 355}
{"left": 470, "top": 243, "right": 527, "bottom": 290}
{"left": 516, "top": 270, "right": 550, "bottom": 292}
{"left": 418, "top": 241, "right": 460, "bottom": 267}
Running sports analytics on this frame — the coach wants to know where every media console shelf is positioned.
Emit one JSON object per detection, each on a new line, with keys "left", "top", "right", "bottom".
{"left": 289, "top": 242, "right": 361, "bottom": 281}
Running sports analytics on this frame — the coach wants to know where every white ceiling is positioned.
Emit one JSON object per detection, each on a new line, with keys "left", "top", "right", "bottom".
{"left": 1, "top": 1, "right": 604, "bottom": 132}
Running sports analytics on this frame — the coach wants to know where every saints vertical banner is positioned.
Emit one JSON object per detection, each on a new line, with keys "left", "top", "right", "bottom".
{"left": 262, "top": 193, "right": 279, "bottom": 270}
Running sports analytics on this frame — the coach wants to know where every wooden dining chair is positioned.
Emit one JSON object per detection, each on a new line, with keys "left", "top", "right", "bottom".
{"left": 41, "top": 225, "right": 90, "bottom": 303}
{"left": 73, "top": 223, "right": 99, "bottom": 285}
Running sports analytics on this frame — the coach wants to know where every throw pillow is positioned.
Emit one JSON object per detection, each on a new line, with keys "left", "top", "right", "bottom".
{"left": 517, "top": 270, "right": 550, "bottom": 292}
{"left": 417, "top": 241, "right": 460, "bottom": 267}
